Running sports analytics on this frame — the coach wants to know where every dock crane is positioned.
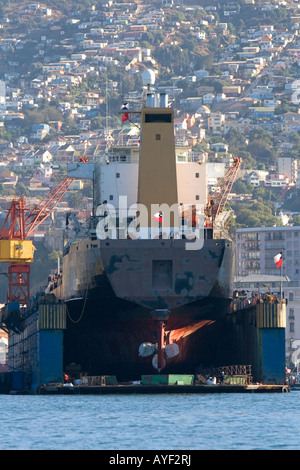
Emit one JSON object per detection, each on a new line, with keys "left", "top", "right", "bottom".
{"left": 0, "top": 175, "right": 75, "bottom": 305}
{"left": 205, "top": 157, "right": 242, "bottom": 230}
{"left": 180, "top": 157, "right": 242, "bottom": 235}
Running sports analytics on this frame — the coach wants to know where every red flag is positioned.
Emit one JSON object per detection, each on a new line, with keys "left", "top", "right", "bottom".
{"left": 274, "top": 252, "right": 282, "bottom": 269}
{"left": 122, "top": 113, "right": 129, "bottom": 122}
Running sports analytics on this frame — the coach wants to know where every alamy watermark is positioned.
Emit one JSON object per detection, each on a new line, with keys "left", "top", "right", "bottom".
{"left": 95, "top": 196, "right": 205, "bottom": 251}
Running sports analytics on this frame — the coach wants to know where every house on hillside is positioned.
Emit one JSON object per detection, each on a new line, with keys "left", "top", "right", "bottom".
{"left": 174, "top": 115, "right": 188, "bottom": 131}
{"left": 207, "top": 112, "right": 225, "bottom": 134}
{"left": 55, "top": 144, "right": 77, "bottom": 164}
{"left": 0, "top": 170, "right": 18, "bottom": 189}
{"left": 33, "top": 149, "right": 53, "bottom": 164}
{"left": 30, "top": 124, "right": 50, "bottom": 140}
{"left": 210, "top": 142, "right": 229, "bottom": 153}
{"left": 249, "top": 107, "right": 275, "bottom": 119}
{"left": 31, "top": 164, "right": 53, "bottom": 185}
{"left": 195, "top": 105, "right": 210, "bottom": 117}
{"left": 48, "top": 136, "right": 68, "bottom": 147}
{"left": 265, "top": 173, "right": 289, "bottom": 187}
{"left": 202, "top": 93, "right": 215, "bottom": 105}
{"left": 244, "top": 170, "right": 268, "bottom": 186}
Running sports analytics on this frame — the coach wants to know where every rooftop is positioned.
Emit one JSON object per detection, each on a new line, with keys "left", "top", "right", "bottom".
{"left": 234, "top": 274, "right": 290, "bottom": 283}
{"left": 236, "top": 226, "right": 300, "bottom": 232}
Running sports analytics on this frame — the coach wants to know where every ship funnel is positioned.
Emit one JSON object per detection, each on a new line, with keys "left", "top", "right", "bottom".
{"left": 160, "top": 92, "right": 168, "bottom": 108}
{"left": 146, "top": 93, "right": 155, "bottom": 107}
{"left": 154, "top": 93, "right": 160, "bottom": 107}
{"left": 137, "top": 106, "right": 178, "bottom": 234}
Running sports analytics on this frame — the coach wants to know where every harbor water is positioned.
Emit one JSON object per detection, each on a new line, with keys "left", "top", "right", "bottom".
{"left": 0, "top": 392, "right": 300, "bottom": 450}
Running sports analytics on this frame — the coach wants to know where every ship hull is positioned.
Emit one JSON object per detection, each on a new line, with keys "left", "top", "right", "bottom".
{"left": 63, "top": 293, "right": 232, "bottom": 381}
{"left": 50, "top": 237, "right": 235, "bottom": 381}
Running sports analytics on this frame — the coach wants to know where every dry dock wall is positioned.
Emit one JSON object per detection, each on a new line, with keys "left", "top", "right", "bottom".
{"left": 226, "top": 301, "right": 286, "bottom": 384}
{"left": 5, "top": 300, "right": 66, "bottom": 392}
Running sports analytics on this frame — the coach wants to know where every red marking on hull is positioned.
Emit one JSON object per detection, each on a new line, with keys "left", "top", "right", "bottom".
{"left": 167, "top": 320, "right": 215, "bottom": 342}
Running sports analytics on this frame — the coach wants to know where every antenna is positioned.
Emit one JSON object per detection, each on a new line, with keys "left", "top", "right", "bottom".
{"left": 142, "top": 69, "right": 156, "bottom": 91}
{"left": 142, "top": 69, "right": 156, "bottom": 107}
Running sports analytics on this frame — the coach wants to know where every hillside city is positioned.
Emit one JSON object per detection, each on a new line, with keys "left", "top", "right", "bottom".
{"left": 0, "top": 0, "right": 300, "bottom": 366}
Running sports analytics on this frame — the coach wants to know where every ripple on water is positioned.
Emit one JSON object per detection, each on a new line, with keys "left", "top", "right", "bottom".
{"left": 0, "top": 393, "right": 299, "bottom": 450}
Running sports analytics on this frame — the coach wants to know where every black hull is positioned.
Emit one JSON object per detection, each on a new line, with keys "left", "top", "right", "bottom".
{"left": 63, "top": 291, "right": 233, "bottom": 381}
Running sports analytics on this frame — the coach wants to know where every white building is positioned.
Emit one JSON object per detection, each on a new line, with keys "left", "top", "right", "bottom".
{"left": 0, "top": 336, "right": 7, "bottom": 366}
{"left": 0, "top": 80, "right": 6, "bottom": 110}
{"left": 202, "top": 93, "right": 215, "bottom": 105}
{"left": 236, "top": 226, "right": 300, "bottom": 279}
{"left": 264, "top": 173, "right": 289, "bottom": 188}
{"left": 244, "top": 170, "right": 268, "bottom": 186}
{"left": 206, "top": 162, "right": 226, "bottom": 190}
{"left": 207, "top": 112, "right": 225, "bottom": 134}
{"left": 297, "top": 167, "right": 300, "bottom": 190}
{"left": 277, "top": 157, "right": 298, "bottom": 182}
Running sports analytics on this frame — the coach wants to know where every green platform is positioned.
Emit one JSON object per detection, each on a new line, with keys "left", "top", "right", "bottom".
{"left": 141, "top": 374, "right": 194, "bottom": 385}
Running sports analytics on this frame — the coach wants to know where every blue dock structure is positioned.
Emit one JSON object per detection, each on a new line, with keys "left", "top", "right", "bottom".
{"left": 229, "top": 296, "right": 286, "bottom": 385}
{"left": 0, "top": 293, "right": 66, "bottom": 392}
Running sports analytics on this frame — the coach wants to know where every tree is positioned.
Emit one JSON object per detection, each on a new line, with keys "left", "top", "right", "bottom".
{"left": 232, "top": 180, "right": 252, "bottom": 194}
{"left": 153, "top": 45, "right": 190, "bottom": 75}
{"left": 248, "top": 139, "right": 278, "bottom": 164}
{"left": 15, "top": 182, "right": 30, "bottom": 197}
{"left": 293, "top": 215, "right": 300, "bottom": 225}
{"left": 239, "top": 151, "right": 256, "bottom": 169}
{"left": 229, "top": 200, "right": 281, "bottom": 228}
{"left": 22, "top": 105, "right": 64, "bottom": 128}
{"left": 68, "top": 192, "right": 82, "bottom": 209}
{"left": 48, "top": 250, "right": 62, "bottom": 261}
{"left": 281, "top": 190, "right": 300, "bottom": 211}
{"left": 225, "top": 128, "right": 248, "bottom": 155}
{"left": 252, "top": 187, "right": 278, "bottom": 203}
{"left": 249, "top": 128, "right": 273, "bottom": 143}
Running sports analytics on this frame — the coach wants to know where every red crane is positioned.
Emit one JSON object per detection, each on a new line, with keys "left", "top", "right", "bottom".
{"left": 205, "top": 157, "right": 242, "bottom": 226}
{"left": 0, "top": 176, "right": 75, "bottom": 305}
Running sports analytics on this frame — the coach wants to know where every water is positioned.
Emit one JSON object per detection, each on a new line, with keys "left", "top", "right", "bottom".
{"left": 0, "top": 392, "right": 299, "bottom": 450}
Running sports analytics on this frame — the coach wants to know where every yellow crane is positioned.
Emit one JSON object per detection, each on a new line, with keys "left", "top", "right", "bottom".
{"left": 0, "top": 176, "right": 75, "bottom": 304}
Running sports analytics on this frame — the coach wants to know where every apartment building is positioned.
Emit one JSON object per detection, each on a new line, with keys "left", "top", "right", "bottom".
{"left": 236, "top": 226, "right": 300, "bottom": 279}
{"left": 277, "top": 157, "right": 298, "bottom": 182}
{"left": 207, "top": 112, "right": 225, "bottom": 134}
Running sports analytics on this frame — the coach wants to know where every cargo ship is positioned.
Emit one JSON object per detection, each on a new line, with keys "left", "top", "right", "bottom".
{"left": 46, "top": 70, "right": 236, "bottom": 381}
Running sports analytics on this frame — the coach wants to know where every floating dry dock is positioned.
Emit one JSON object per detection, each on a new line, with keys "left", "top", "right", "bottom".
{"left": 0, "top": 293, "right": 288, "bottom": 394}
{"left": 36, "top": 372, "right": 290, "bottom": 394}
